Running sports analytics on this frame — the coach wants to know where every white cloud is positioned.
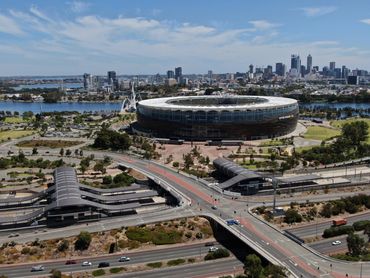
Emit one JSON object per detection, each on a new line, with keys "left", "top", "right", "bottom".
{"left": 0, "top": 14, "right": 24, "bottom": 35}
{"left": 248, "top": 20, "right": 280, "bottom": 30}
{"left": 68, "top": 1, "right": 90, "bottom": 13}
{"left": 30, "top": 5, "right": 53, "bottom": 22}
{"left": 360, "top": 19, "right": 370, "bottom": 25}
{"left": 300, "top": 6, "right": 337, "bottom": 17}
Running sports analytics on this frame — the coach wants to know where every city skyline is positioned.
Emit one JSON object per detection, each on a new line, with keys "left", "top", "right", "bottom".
{"left": 0, "top": 0, "right": 370, "bottom": 75}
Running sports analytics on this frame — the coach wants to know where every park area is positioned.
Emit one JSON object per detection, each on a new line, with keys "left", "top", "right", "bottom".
{"left": 303, "top": 126, "right": 340, "bottom": 141}
{"left": 0, "top": 130, "right": 35, "bottom": 141}
{"left": 16, "top": 139, "right": 84, "bottom": 148}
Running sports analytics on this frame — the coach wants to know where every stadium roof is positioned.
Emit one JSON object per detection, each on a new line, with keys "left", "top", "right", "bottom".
{"left": 138, "top": 96, "right": 297, "bottom": 111}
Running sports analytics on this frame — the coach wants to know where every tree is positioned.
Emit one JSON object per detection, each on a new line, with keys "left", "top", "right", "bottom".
{"left": 102, "top": 175, "right": 113, "bottom": 185}
{"left": 284, "top": 208, "right": 302, "bottom": 224}
{"left": 244, "top": 254, "right": 263, "bottom": 278}
{"left": 183, "top": 153, "right": 194, "bottom": 169}
{"left": 57, "top": 239, "right": 69, "bottom": 252}
{"left": 49, "top": 269, "right": 62, "bottom": 278}
{"left": 347, "top": 233, "right": 366, "bottom": 257}
{"left": 32, "top": 147, "right": 38, "bottom": 155}
{"left": 364, "top": 223, "right": 370, "bottom": 242}
{"left": 59, "top": 148, "right": 64, "bottom": 156}
{"left": 65, "top": 149, "right": 72, "bottom": 156}
{"left": 342, "top": 121, "right": 368, "bottom": 147}
{"left": 74, "top": 231, "right": 92, "bottom": 251}
{"left": 94, "top": 161, "right": 106, "bottom": 174}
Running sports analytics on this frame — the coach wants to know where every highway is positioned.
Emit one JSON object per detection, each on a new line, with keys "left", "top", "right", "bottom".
{"left": 285, "top": 211, "right": 370, "bottom": 239}
{"left": 0, "top": 144, "right": 370, "bottom": 277}
{"left": 0, "top": 241, "right": 226, "bottom": 277}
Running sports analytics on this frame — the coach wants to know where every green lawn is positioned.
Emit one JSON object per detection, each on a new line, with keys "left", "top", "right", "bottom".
{"left": 303, "top": 126, "right": 340, "bottom": 141}
{"left": 294, "top": 146, "right": 315, "bottom": 153}
{"left": 3, "top": 117, "right": 28, "bottom": 124}
{"left": 330, "top": 118, "right": 370, "bottom": 143}
{"left": 0, "top": 130, "right": 35, "bottom": 141}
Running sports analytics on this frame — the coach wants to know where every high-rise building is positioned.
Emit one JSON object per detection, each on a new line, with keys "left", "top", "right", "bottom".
{"left": 307, "top": 54, "right": 312, "bottom": 73}
{"left": 249, "top": 64, "right": 254, "bottom": 74}
{"left": 83, "top": 73, "right": 94, "bottom": 91}
{"left": 300, "top": 65, "right": 306, "bottom": 77}
{"left": 208, "top": 70, "right": 213, "bottom": 85}
{"left": 275, "top": 63, "right": 285, "bottom": 76}
{"left": 341, "top": 65, "right": 349, "bottom": 79}
{"left": 290, "top": 54, "right": 301, "bottom": 76}
{"left": 175, "top": 67, "right": 183, "bottom": 84}
{"left": 334, "top": 68, "right": 342, "bottom": 79}
{"left": 107, "top": 71, "right": 118, "bottom": 91}
{"left": 167, "top": 70, "right": 174, "bottom": 79}
{"left": 329, "top": 62, "right": 336, "bottom": 71}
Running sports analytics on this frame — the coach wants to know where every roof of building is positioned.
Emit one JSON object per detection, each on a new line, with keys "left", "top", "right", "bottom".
{"left": 138, "top": 96, "right": 297, "bottom": 111}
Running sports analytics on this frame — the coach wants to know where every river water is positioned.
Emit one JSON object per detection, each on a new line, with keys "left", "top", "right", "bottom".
{"left": 0, "top": 101, "right": 369, "bottom": 114}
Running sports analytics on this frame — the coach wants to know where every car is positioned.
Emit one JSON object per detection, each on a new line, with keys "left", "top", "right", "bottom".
{"left": 65, "top": 260, "right": 77, "bottom": 265}
{"left": 98, "top": 262, "right": 110, "bottom": 268}
{"left": 205, "top": 242, "right": 214, "bottom": 247}
{"left": 81, "top": 261, "right": 92, "bottom": 267}
{"left": 208, "top": 246, "right": 219, "bottom": 252}
{"left": 118, "top": 256, "right": 130, "bottom": 262}
{"left": 226, "top": 219, "right": 239, "bottom": 226}
{"left": 31, "top": 265, "right": 44, "bottom": 272}
{"left": 211, "top": 205, "right": 217, "bottom": 210}
{"left": 332, "top": 240, "right": 342, "bottom": 245}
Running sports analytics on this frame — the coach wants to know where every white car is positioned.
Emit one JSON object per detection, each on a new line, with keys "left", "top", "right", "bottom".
{"left": 31, "top": 265, "right": 44, "bottom": 272}
{"left": 81, "top": 261, "right": 92, "bottom": 266}
{"left": 119, "top": 256, "right": 130, "bottom": 262}
{"left": 208, "top": 246, "right": 219, "bottom": 252}
{"left": 332, "top": 240, "right": 342, "bottom": 245}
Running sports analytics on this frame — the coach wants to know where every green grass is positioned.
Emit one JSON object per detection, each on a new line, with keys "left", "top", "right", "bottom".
{"left": 92, "top": 269, "right": 105, "bottom": 277}
{"left": 3, "top": 117, "right": 28, "bottom": 124}
{"left": 16, "top": 139, "right": 84, "bottom": 148}
{"left": 167, "top": 258, "right": 186, "bottom": 266}
{"left": 125, "top": 226, "right": 183, "bottom": 245}
{"left": 294, "top": 146, "right": 315, "bottom": 153}
{"left": 331, "top": 118, "right": 370, "bottom": 143}
{"left": 147, "top": 262, "right": 163, "bottom": 268}
{"left": 303, "top": 126, "right": 340, "bottom": 141}
{"left": 109, "top": 267, "right": 126, "bottom": 274}
{"left": 0, "top": 130, "right": 35, "bottom": 141}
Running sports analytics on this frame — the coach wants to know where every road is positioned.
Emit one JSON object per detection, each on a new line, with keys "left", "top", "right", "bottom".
{"left": 0, "top": 143, "right": 370, "bottom": 277}
{"left": 0, "top": 241, "right": 226, "bottom": 277}
{"left": 285, "top": 212, "right": 370, "bottom": 238}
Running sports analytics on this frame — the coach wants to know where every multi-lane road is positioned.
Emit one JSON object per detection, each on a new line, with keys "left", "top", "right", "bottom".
{"left": 0, "top": 242, "right": 235, "bottom": 278}
{"left": 1, "top": 142, "right": 370, "bottom": 277}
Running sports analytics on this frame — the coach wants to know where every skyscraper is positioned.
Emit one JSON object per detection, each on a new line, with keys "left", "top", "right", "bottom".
{"left": 249, "top": 64, "right": 254, "bottom": 74}
{"left": 290, "top": 55, "right": 301, "bottom": 76}
{"left": 329, "top": 62, "right": 336, "bottom": 71}
{"left": 175, "top": 67, "right": 183, "bottom": 84}
{"left": 275, "top": 63, "right": 285, "bottom": 76}
{"left": 107, "top": 71, "right": 118, "bottom": 91}
{"left": 208, "top": 70, "right": 213, "bottom": 85}
{"left": 167, "top": 70, "right": 174, "bottom": 79}
{"left": 307, "top": 54, "right": 312, "bottom": 73}
{"left": 83, "top": 73, "right": 93, "bottom": 91}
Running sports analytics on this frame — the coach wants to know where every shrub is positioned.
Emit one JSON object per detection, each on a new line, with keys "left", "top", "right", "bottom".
{"left": 284, "top": 209, "right": 303, "bottom": 224}
{"left": 188, "top": 258, "right": 196, "bottom": 263}
{"left": 109, "top": 267, "right": 126, "bottom": 274}
{"left": 50, "top": 269, "right": 62, "bottom": 278}
{"left": 204, "top": 248, "right": 230, "bottom": 260}
{"left": 185, "top": 232, "right": 192, "bottom": 238}
{"left": 92, "top": 269, "right": 105, "bottom": 276}
{"left": 57, "top": 240, "right": 69, "bottom": 252}
{"left": 323, "top": 225, "right": 354, "bottom": 238}
{"left": 21, "top": 247, "right": 30, "bottom": 255}
{"left": 74, "top": 231, "right": 92, "bottom": 251}
{"left": 167, "top": 258, "right": 186, "bottom": 266}
{"left": 353, "top": 220, "right": 370, "bottom": 231}
{"left": 147, "top": 262, "right": 162, "bottom": 268}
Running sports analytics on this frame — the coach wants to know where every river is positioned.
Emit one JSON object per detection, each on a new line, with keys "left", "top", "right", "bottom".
{"left": 0, "top": 101, "right": 121, "bottom": 113}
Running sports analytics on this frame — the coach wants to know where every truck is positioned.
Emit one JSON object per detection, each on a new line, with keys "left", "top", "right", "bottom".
{"left": 332, "top": 218, "right": 347, "bottom": 226}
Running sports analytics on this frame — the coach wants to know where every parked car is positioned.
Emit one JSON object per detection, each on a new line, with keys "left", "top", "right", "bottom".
{"left": 98, "top": 262, "right": 110, "bottom": 268}
{"left": 118, "top": 256, "right": 131, "bottom": 262}
{"left": 31, "top": 265, "right": 44, "bottom": 272}
{"left": 211, "top": 205, "right": 218, "bottom": 210}
{"left": 208, "top": 246, "right": 219, "bottom": 252}
{"left": 81, "top": 261, "right": 92, "bottom": 266}
{"left": 332, "top": 240, "right": 342, "bottom": 245}
{"left": 65, "top": 260, "right": 77, "bottom": 265}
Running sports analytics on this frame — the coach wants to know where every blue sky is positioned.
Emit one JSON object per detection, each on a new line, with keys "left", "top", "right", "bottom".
{"left": 0, "top": 0, "right": 370, "bottom": 75}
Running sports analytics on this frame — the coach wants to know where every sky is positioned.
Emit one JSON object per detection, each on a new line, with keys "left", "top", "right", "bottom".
{"left": 0, "top": 0, "right": 370, "bottom": 76}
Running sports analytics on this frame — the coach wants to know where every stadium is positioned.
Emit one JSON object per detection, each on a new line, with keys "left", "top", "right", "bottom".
{"left": 134, "top": 95, "right": 299, "bottom": 140}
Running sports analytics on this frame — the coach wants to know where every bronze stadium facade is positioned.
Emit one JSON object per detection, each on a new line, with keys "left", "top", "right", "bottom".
{"left": 135, "top": 96, "right": 298, "bottom": 140}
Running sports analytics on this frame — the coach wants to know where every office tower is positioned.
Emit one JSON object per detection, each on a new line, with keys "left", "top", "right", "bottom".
{"left": 334, "top": 68, "right": 342, "bottom": 79}
{"left": 249, "top": 64, "right": 254, "bottom": 74}
{"left": 175, "top": 67, "right": 183, "bottom": 83}
{"left": 291, "top": 54, "right": 301, "bottom": 76}
{"left": 307, "top": 54, "right": 312, "bottom": 73}
{"left": 107, "top": 71, "right": 118, "bottom": 91}
{"left": 329, "top": 62, "right": 335, "bottom": 71}
{"left": 83, "top": 73, "right": 93, "bottom": 91}
{"left": 167, "top": 70, "right": 174, "bottom": 79}
{"left": 300, "top": 65, "right": 306, "bottom": 77}
{"left": 341, "top": 66, "right": 349, "bottom": 79}
{"left": 275, "top": 63, "right": 284, "bottom": 76}
{"left": 208, "top": 70, "right": 213, "bottom": 85}
{"left": 347, "top": 76, "right": 359, "bottom": 85}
